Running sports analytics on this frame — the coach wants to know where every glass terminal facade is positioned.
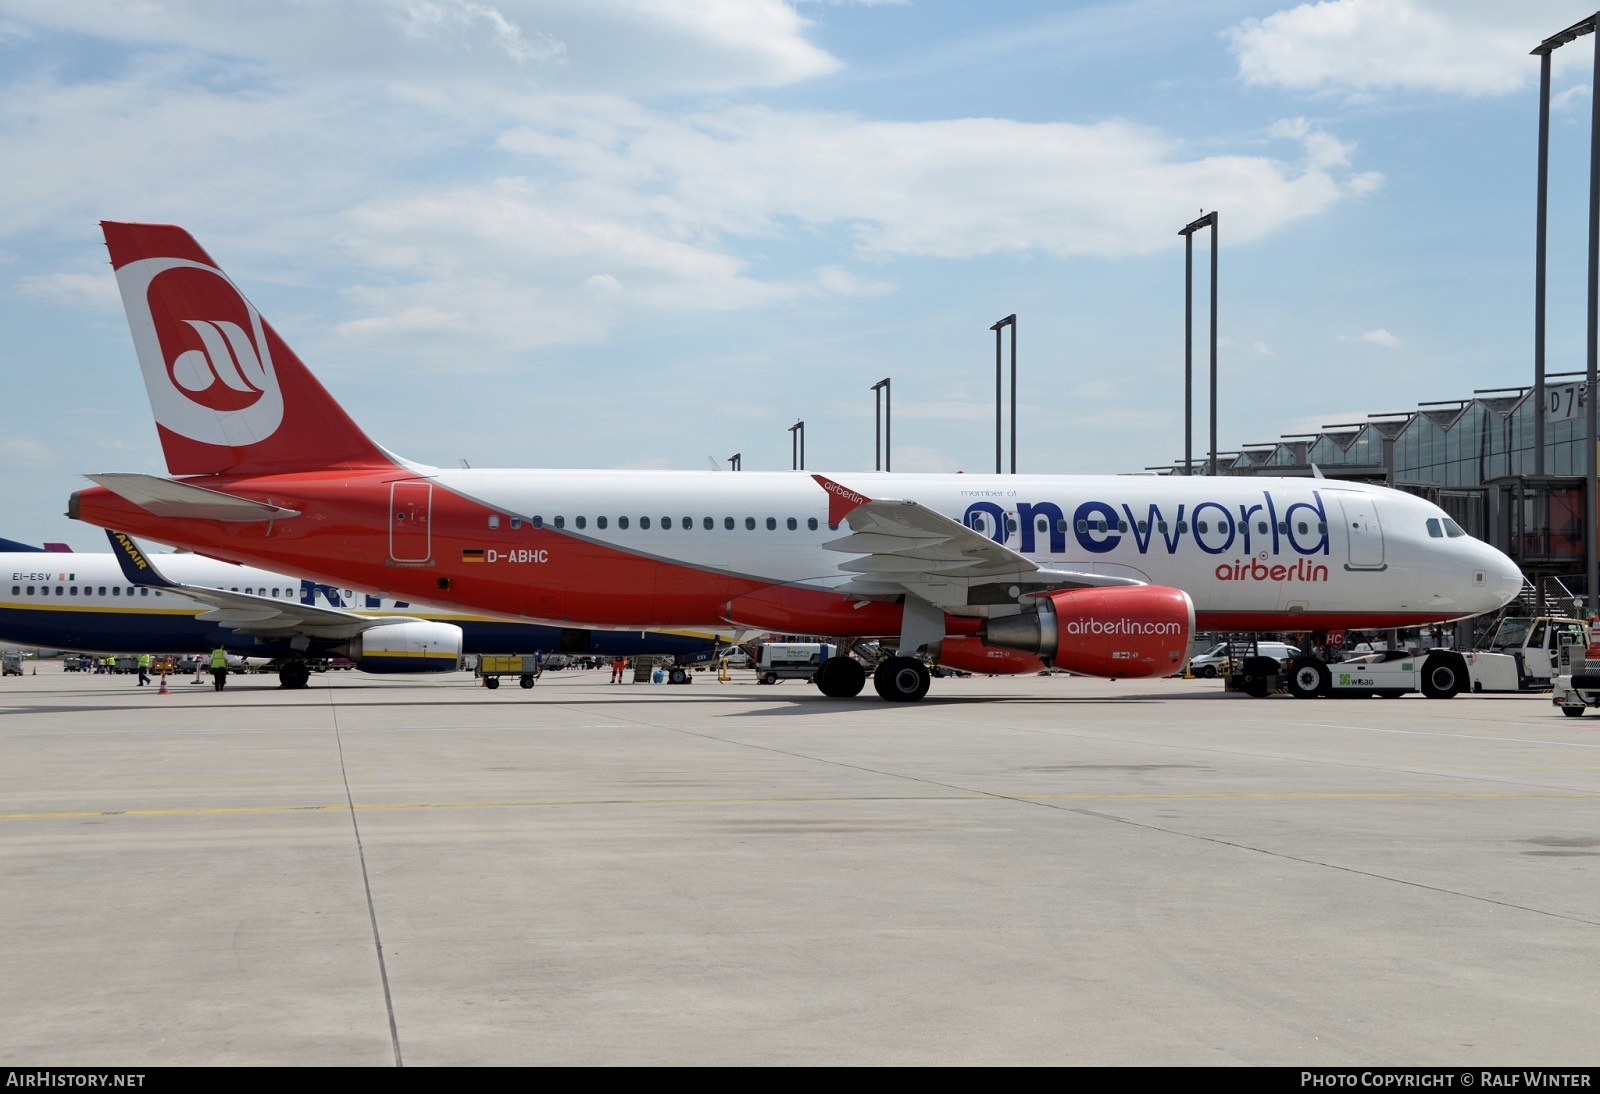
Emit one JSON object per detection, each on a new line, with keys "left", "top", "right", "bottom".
{"left": 1153, "top": 377, "right": 1592, "bottom": 595}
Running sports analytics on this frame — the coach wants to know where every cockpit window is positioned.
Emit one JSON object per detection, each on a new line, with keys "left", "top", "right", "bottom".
{"left": 1442, "top": 519, "right": 1466, "bottom": 538}
{"left": 1426, "top": 518, "right": 1443, "bottom": 538}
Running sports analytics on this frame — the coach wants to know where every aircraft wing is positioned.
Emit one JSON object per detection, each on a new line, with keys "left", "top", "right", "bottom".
{"left": 106, "top": 530, "right": 424, "bottom": 640}
{"left": 812, "top": 475, "right": 1142, "bottom": 606}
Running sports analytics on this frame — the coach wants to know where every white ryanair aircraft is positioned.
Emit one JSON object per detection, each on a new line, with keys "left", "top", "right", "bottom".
{"left": 69, "top": 222, "right": 1524, "bottom": 702}
{"left": 0, "top": 536, "right": 720, "bottom": 687}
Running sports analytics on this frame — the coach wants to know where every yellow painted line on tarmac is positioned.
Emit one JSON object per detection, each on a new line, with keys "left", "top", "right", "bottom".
{"left": 2, "top": 789, "right": 1597, "bottom": 822}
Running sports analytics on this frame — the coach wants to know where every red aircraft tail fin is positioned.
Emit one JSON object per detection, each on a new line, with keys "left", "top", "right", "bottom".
{"left": 101, "top": 222, "right": 395, "bottom": 477}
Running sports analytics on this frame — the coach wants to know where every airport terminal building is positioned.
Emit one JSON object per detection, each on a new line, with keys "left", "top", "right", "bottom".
{"left": 1156, "top": 377, "right": 1590, "bottom": 609}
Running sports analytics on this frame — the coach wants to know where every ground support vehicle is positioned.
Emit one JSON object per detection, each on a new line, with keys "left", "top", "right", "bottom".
{"left": 1232, "top": 615, "right": 1590, "bottom": 701}
{"left": 2, "top": 651, "right": 23, "bottom": 676}
{"left": 476, "top": 654, "right": 542, "bottom": 690}
{"left": 1460, "top": 616, "right": 1589, "bottom": 693}
{"left": 752, "top": 642, "right": 833, "bottom": 685}
{"left": 1548, "top": 638, "right": 1600, "bottom": 717}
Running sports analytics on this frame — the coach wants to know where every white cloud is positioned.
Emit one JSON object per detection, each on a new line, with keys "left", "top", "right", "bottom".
{"left": 498, "top": 103, "right": 1379, "bottom": 261}
{"left": 1554, "top": 84, "right": 1592, "bottom": 112}
{"left": 0, "top": 437, "right": 56, "bottom": 468}
{"left": 0, "top": 0, "right": 837, "bottom": 93}
{"left": 1336, "top": 328, "right": 1400, "bottom": 347}
{"left": 14, "top": 270, "right": 121, "bottom": 311}
{"left": 1229, "top": 1, "right": 1596, "bottom": 97}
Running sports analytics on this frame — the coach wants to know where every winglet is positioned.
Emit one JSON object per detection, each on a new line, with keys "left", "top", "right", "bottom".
{"left": 812, "top": 474, "right": 872, "bottom": 526}
{"left": 106, "top": 530, "right": 180, "bottom": 588}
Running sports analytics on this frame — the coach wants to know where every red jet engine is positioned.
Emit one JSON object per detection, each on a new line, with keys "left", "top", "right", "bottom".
{"left": 978, "top": 585, "right": 1194, "bottom": 679}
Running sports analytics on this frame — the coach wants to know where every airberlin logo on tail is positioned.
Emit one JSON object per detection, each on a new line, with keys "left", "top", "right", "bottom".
{"left": 114, "top": 256, "right": 284, "bottom": 447}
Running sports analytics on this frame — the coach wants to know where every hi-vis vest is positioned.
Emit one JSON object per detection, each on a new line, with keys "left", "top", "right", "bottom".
{"left": 210, "top": 649, "right": 227, "bottom": 669}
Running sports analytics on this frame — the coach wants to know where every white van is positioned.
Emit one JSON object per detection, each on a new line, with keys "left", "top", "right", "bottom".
{"left": 1187, "top": 641, "right": 1300, "bottom": 678}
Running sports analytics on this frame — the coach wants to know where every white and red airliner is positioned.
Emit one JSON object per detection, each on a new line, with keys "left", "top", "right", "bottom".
{"left": 68, "top": 222, "right": 1524, "bottom": 702}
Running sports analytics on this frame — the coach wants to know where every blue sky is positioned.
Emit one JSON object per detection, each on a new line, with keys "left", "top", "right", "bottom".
{"left": 1, "top": 0, "right": 1597, "bottom": 550}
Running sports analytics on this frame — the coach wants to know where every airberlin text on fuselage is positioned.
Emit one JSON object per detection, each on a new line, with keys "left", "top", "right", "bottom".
{"left": 965, "top": 488, "right": 1332, "bottom": 577}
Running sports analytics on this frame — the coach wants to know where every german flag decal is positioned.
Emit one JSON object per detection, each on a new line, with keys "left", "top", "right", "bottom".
{"left": 462, "top": 549, "right": 485, "bottom": 563}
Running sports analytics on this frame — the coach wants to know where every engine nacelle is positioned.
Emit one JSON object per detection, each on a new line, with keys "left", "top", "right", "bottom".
{"left": 345, "top": 621, "right": 463, "bottom": 674}
{"left": 979, "top": 585, "right": 1194, "bottom": 679}
{"left": 932, "top": 637, "right": 1046, "bottom": 676}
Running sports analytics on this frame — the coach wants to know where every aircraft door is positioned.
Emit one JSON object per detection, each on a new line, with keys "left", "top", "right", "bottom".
{"left": 1337, "top": 495, "right": 1385, "bottom": 571}
{"left": 389, "top": 480, "right": 432, "bottom": 563}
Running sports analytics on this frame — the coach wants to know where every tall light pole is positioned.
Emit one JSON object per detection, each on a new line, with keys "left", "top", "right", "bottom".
{"left": 871, "top": 378, "right": 892, "bottom": 471}
{"left": 1531, "top": 14, "right": 1600, "bottom": 613}
{"left": 727, "top": 453, "right": 741, "bottom": 471}
{"left": 789, "top": 420, "right": 805, "bottom": 471}
{"left": 991, "top": 314, "right": 1016, "bottom": 474}
{"left": 1180, "top": 211, "right": 1218, "bottom": 475}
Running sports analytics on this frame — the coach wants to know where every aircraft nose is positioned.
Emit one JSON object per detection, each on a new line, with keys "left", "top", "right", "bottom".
{"left": 1477, "top": 542, "right": 1525, "bottom": 611}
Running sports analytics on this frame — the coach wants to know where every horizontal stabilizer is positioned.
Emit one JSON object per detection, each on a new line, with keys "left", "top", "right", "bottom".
{"left": 86, "top": 473, "right": 300, "bottom": 522}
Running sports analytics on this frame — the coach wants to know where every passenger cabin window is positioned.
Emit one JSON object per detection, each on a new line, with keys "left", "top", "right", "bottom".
{"left": 766, "top": 517, "right": 776, "bottom": 531}
{"left": 532, "top": 516, "right": 544, "bottom": 529}
{"left": 618, "top": 516, "right": 629, "bottom": 530}
{"left": 488, "top": 515, "right": 500, "bottom": 530}
{"left": 745, "top": 517, "right": 756, "bottom": 530}
{"left": 808, "top": 518, "right": 818, "bottom": 530}
{"left": 596, "top": 516, "right": 608, "bottom": 530}
{"left": 640, "top": 517, "right": 651, "bottom": 529}
{"left": 704, "top": 517, "right": 714, "bottom": 530}
{"left": 553, "top": 516, "right": 565, "bottom": 529}
{"left": 787, "top": 517, "right": 797, "bottom": 530}
{"left": 661, "top": 516, "right": 672, "bottom": 530}
{"left": 575, "top": 516, "right": 587, "bottom": 530}
{"left": 681, "top": 517, "right": 692, "bottom": 530}
{"left": 724, "top": 517, "right": 734, "bottom": 530}
{"left": 510, "top": 517, "right": 521, "bottom": 530}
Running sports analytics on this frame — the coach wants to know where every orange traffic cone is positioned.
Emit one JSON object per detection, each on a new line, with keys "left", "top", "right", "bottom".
{"left": 158, "top": 675, "right": 169, "bottom": 695}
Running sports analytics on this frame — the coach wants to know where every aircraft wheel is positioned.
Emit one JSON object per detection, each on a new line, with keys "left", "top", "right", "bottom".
{"left": 519, "top": 674, "right": 536, "bottom": 689}
{"left": 1420, "top": 653, "right": 1464, "bottom": 699}
{"left": 815, "top": 656, "right": 866, "bottom": 698}
{"left": 1287, "top": 658, "right": 1330, "bottom": 700}
{"left": 669, "top": 667, "right": 688, "bottom": 685}
{"left": 484, "top": 676, "right": 501, "bottom": 690}
{"left": 873, "top": 656, "right": 931, "bottom": 703}
{"left": 279, "top": 661, "right": 312, "bottom": 689}
{"left": 1561, "top": 705, "right": 1585, "bottom": 718}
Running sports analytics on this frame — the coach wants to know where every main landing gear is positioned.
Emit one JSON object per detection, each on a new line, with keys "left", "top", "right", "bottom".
{"left": 813, "top": 656, "right": 866, "bottom": 698}
{"left": 872, "top": 656, "right": 931, "bottom": 703}
{"left": 810, "top": 654, "right": 933, "bottom": 702}
{"left": 278, "top": 660, "right": 312, "bottom": 689}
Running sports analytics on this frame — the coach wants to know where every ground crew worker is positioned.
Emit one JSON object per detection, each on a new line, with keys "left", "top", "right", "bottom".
{"left": 611, "top": 656, "right": 627, "bottom": 683}
{"left": 209, "top": 645, "right": 229, "bottom": 692}
{"left": 136, "top": 652, "right": 151, "bottom": 686}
